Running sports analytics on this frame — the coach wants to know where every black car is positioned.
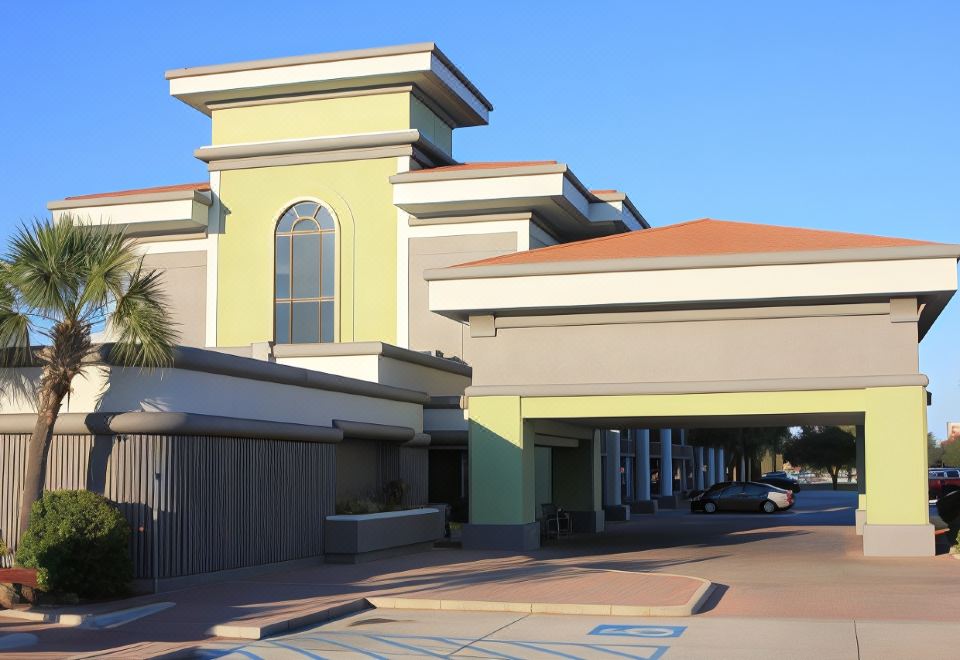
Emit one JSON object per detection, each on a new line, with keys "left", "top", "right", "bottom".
{"left": 755, "top": 475, "right": 801, "bottom": 493}
{"left": 690, "top": 481, "right": 794, "bottom": 514}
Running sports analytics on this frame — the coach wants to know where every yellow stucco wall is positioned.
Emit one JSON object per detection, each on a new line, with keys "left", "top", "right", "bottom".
{"left": 216, "top": 158, "right": 399, "bottom": 347}
{"left": 211, "top": 92, "right": 412, "bottom": 144}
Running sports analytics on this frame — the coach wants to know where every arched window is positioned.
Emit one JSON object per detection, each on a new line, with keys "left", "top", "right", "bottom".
{"left": 274, "top": 201, "right": 336, "bottom": 344}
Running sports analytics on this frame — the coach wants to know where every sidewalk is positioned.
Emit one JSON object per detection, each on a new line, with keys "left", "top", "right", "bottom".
{"left": 0, "top": 549, "right": 710, "bottom": 658}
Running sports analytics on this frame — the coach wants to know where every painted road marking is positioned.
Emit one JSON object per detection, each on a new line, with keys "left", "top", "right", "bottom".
{"left": 0, "top": 633, "right": 38, "bottom": 651}
{"left": 589, "top": 624, "right": 686, "bottom": 638}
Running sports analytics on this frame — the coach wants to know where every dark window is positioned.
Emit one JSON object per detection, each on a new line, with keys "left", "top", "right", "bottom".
{"left": 274, "top": 201, "right": 336, "bottom": 344}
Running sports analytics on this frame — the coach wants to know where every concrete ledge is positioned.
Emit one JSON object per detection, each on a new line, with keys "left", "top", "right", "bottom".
{"left": 324, "top": 508, "right": 443, "bottom": 560}
{"left": 855, "top": 508, "right": 866, "bottom": 536}
{"left": 325, "top": 541, "right": 436, "bottom": 564}
{"left": 630, "top": 500, "right": 659, "bottom": 514}
{"left": 862, "top": 523, "right": 935, "bottom": 557}
{"left": 462, "top": 522, "right": 540, "bottom": 551}
{"left": 603, "top": 505, "right": 631, "bottom": 521}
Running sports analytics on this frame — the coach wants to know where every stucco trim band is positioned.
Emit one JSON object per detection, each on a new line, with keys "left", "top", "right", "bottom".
{"left": 334, "top": 419, "right": 415, "bottom": 442}
{"left": 0, "top": 411, "right": 342, "bottom": 443}
{"left": 93, "top": 344, "right": 430, "bottom": 405}
{"left": 493, "top": 302, "right": 892, "bottom": 329}
{"left": 273, "top": 341, "right": 472, "bottom": 377}
{"left": 425, "top": 244, "right": 960, "bottom": 280}
{"left": 464, "top": 374, "right": 929, "bottom": 398}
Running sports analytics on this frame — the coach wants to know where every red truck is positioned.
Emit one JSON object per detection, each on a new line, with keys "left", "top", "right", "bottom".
{"left": 929, "top": 468, "right": 960, "bottom": 502}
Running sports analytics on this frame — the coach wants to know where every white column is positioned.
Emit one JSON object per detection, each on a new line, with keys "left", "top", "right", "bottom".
{"left": 678, "top": 430, "right": 689, "bottom": 491}
{"left": 739, "top": 456, "right": 746, "bottom": 481}
{"left": 717, "top": 447, "right": 726, "bottom": 481}
{"left": 603, "top": 430, "right": 621, "bottom": 506}
{"left": 706, "top": 447, "right": 716, "bottom": 486}
{"left": 695, "top": 446, "right": 705, "bottom": 490}
{"left": 636, "top": 429, "right": 651, "bottom": 501}
{"left": 659, "top": 429, "right": 673, "bottom": 497}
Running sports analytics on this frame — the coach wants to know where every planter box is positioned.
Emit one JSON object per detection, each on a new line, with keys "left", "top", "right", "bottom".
{"left": 324, "top": 508, "right": 443, "bottom": 563}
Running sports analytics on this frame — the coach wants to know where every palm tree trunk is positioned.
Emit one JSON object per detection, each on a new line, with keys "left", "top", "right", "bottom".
{"left": 18, "top": 382, "right": 67, "bottom": 535}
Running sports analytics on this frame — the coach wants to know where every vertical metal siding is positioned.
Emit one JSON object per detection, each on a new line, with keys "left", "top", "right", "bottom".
{"left": 399, "top": 447, "right": 428, "bottom": 505}
{"left": 0, "top": 433, "right": 335, "bottom": 579}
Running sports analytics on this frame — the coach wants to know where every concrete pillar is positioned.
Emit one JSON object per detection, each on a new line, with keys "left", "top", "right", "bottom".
{"left": 862, "top": 386, "right": 933, "bottom": 556}
{"left": 678, "top": 430, "right": 689, "bottom": 491}
{"left": 695, "top": 446, "right": 705, "bottom": 490}
{"left": 636, "top": 429, "right": 651, "bottom": 501}
{"left": 603, "top": 430, "right": 621, "bottom": 507}
{"left": 462, "top": 396, "right": 539, "bottom": 551}
{"left": 706, "top": 447, "right": 716, "bottom": 487}
{"left": 717, "top": 447, "right": 726, "bottom": 481}
{"left": 739, "top": 456, "right": 746, "bottom": 481}
{"left": 659, "top": 429, "right": 673, "bottom": 497}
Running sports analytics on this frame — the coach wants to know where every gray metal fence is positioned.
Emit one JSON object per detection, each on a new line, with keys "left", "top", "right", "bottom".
{"left": 0, "top": 433, "right": 336, "bottom": 579}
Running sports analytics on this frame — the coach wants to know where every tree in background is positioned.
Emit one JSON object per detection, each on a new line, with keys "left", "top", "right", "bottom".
{"left": 928, "top": 432, "right": 945, "bottom": 467}
{"left": 0, "top": 217, "right": 177, "bottom": 535}
{"left": 687, "top": 426, "right": 791, "bottom": 478}
{"left": 782, "top": 426, "right": 856, "bottom": 489}
{"left": 942, "top": 434, "right": 960, "bottom": 468}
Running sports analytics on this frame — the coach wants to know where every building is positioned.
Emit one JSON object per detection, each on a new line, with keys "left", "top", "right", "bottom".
{"left": 1, "top": 43, "right": 957, "bottom": 583}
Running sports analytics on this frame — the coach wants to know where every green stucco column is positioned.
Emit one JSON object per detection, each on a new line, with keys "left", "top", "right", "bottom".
{"left": 462, "top": 395, "right": 539, "bottom": 550}
{"left": 862, "top": 386, "right": 933, "bottom": 556}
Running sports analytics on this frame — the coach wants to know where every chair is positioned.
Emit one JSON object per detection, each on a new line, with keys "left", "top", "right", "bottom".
{"left": 540, "top": 503, "right": 572, "bottom": 539}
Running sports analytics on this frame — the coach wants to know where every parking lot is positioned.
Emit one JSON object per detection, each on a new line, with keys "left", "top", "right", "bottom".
{"left": 203, "top": 606, "right": 960, "bottom": 659}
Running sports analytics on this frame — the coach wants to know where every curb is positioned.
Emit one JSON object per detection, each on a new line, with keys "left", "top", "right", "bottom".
{"left": 367, "top": 579, "right": 713, "bottom": 617}
{"left": 207, "top": 598, "right": 370, "bottom": 640}
{"left": 205, "top": 573, "right": 714, "bottom": 640}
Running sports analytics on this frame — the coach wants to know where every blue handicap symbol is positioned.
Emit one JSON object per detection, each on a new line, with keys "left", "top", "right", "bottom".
{"left": 589, "top": 624, "right": 686, "bottom": 638}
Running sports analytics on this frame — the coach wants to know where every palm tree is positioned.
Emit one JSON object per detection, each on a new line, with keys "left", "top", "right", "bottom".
{"left": 0, "top": 216, "right": 178, "bottom": 534}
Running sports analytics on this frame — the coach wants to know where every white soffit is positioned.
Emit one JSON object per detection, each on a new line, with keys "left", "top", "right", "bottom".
{"left": 47, "top": 194, "right": 211, "bottom": 236}
{"left": 166, "top": 43, "right": 491, "bottom": 126}
{"left": 427, "top": 257, "right": 960, "bottom": 320}
{"left": 391, "top": 166, "right": 637, "bottom": 237}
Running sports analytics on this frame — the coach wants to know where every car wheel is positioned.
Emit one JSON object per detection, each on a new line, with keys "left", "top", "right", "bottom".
{"left": 704, "top": 502, "right": 717, "bottom": 514}
{"left": 761, "top": 500, "right": 777, "bottom": 514}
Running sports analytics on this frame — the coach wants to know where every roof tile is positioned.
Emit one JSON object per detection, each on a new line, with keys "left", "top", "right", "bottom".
{"left": 65, "top": 182, "right": 210, "bottom": 201}
{"left": 454, "top": 218, "right": 940, "bottom": 268}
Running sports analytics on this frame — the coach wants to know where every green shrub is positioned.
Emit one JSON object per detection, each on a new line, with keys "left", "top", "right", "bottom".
{"left": 15, "top": 490, "right": 132, "bottom": 598}
{"left": 336, "top": 498, "right": 383, "bottom": 515}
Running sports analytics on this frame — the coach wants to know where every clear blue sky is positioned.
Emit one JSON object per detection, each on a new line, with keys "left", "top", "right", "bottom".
{"left": 1, "top": 2, "right": 956, "bottom": 436}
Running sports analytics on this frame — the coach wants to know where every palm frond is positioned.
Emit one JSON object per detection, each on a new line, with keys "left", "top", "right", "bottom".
{"left": 109, "top": 265, "right": 179, "bottom": 368}
{"left": 0, "top": 261, "right": 33, "bottom": 368}
{"left": 5, "top": 217, "right": 85, "bottom": 318}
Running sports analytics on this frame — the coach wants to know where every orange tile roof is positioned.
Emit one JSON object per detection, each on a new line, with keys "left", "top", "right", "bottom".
{"left": 409, "top": 161, "right": 558, "bottom": 174}
{"left": 455, "top": 218, "right": 940, "bottom": 268}
{"left": 590, "top": 189, "right": 620, "bottom": 194}
{"left": 65, "top": 182, "right": 210, "bottom": 201}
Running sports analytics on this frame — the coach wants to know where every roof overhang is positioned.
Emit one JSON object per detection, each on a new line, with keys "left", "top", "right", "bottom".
{"left": 47, "top": 188, "right": 212, "bottom": 237}
{"left": 166, "top": 42, "right": 492, "bottom": 127}
{"left": 425, "top": 245, "right": 960, "bottom": 337}
{"left": 390, "top": 163, "right": 644, "bottom": 239}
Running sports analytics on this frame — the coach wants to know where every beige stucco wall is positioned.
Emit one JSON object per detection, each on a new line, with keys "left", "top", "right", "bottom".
{"left": 142, "top": 251, "right": 207, "bottom": 347}
{"left": 468, "top": 304, "right": 921, "bottom": 388}
{"left": 408, "top": 233, "right": 517, "bottom": 359}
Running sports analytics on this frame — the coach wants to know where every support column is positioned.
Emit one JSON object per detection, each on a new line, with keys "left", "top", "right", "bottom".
{"left": 632, "top": 429, "right": 656, "bottom": 513}
{"left": 717, "top": 447, "right": 726, "bottom": 482}
{"left": 603, "top": 430, "right": 629, "bottom": 521}
{"left": 695, "top": 446, "right": 705, "bottom": 491}
{"left": 707, "top": 447, "right": 716, "bottom": 487}
{"left": 679, "top": 430, "right": 689, "bottom": 491}
{"left": 862, "top": 386, "right": 933, "bottom": 557}
{"left": 855, "top": 424, "right": 866, "bottom": 535}
{"left": 462, "top": 396, "right": 539, "bottom": 550}
{"left": 603, "top": 431, "right": 621, "bottom": 507}
{"left": 658, "top": 428, "right": 678, "bottom": 508}
{"left": 739, "top": 456, "right": 746, "bottom": 481}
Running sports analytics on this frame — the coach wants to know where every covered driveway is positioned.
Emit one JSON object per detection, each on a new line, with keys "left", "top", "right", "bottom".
{"left": 425, "top": 219, "right": 960, "bottom": 556}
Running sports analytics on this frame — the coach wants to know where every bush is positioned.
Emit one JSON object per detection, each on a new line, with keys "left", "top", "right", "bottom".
{"left": 15, "top": 490, "right": 132, "bottom": 598}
